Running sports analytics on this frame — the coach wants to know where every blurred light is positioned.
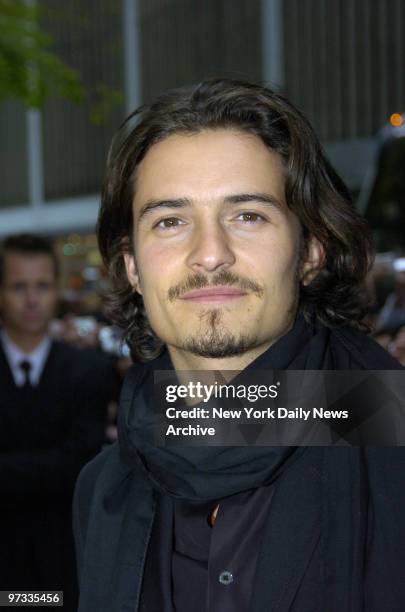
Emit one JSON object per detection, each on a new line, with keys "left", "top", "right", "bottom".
{"left": 69, "top": 275, "right": 83, "bottom": 290}
{"left": 389, "top": 113, "right": 404, "bottom": 127}
{"left": 393, "top": 258, "right": 405, "bottom": 272}
{"left": 63, "top": 243, "right": 76, "bottom": 256}
{"left": 82, "top": 266, "right": 100, "bottom": 281}
{"left": 88, "top": 251, "right": 102, "bottom": 265}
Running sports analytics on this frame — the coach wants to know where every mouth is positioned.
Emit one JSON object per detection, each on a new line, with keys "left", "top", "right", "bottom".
{"left": 180, "top": 286, "right": 247, "bottom": 303}
{"left": 24, "top": 312, "right": 42, "bottom": 320}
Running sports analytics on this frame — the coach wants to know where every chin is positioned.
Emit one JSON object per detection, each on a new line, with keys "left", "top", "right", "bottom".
{"left": 23, "top": 324, "right": 47, "bottom": 335}
{"left": 179, "top": 330, "right": 259, "bottom": 359}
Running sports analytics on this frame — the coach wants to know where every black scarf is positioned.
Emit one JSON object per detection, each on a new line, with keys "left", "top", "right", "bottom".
{"left": 113, "top": 314, "right": 405, "bottom": 612}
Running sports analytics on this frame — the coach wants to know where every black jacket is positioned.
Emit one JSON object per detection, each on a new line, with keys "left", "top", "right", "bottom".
{"left": 73, "top": 327, "right": 404, "bottom": 612}
{"left": 0, "top": 339, "right": 118, "bottom": 611}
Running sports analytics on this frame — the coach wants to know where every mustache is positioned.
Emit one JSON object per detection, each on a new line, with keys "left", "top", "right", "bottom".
{"left": 167, "top": 270, "right": 264, "bottom": 301}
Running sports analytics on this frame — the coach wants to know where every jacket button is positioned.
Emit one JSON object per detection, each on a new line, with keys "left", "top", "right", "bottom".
{"left": 219, "top": 570, "right": 234, "bottom": 585}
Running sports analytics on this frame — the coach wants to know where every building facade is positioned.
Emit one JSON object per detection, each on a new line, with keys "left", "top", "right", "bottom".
{"left": 1, "top": 0, "right": 404, "bottom": 237}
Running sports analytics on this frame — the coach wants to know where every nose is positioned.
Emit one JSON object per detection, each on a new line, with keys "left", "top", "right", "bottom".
{"left": 25, "top": 287, "right": 40, "bottom": 307}
{"left": 186, "top": 219, "right": 236, "bottom": 273}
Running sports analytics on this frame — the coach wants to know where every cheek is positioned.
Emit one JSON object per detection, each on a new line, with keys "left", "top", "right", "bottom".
{"left": 136, "top": 265, "right": 170, "bottom": 319}
{"left": 137, "top": 240, "right": 179, "bottom": 290}
{"left": 244, "top": 236, "right": 298, "bottom": 285}
{"left": 6, "top": 295, "right": 23, "bottom": 310}
{"left": 44, "top": 294, "right": 57, "bottom": 310}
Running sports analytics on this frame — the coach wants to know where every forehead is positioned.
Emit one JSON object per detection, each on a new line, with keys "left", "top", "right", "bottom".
{"left": 3, "top": 252, "right": 55, "bottom": 281}
{"left": 133, "top": 129, "right": 286, "bottom": 211}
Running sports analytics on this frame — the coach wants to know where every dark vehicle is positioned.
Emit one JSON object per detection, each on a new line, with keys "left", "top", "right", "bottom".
{"left": 358, "top": 113, "right": 405, "bottom": 253}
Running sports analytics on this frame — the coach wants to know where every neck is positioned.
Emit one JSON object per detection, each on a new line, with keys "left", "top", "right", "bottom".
{"left": 3, "top": 328, "right": 47, "bottom": 354}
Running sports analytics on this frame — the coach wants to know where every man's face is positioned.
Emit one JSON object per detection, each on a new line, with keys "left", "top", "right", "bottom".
{"left": 125, "top": 129, "right": 322, "bottom": 360}
{"left": 0, "top": 253, "right": 58, "bottom": 338}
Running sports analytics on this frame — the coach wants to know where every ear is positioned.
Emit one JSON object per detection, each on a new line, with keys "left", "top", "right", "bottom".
{"left": 123, "top": 252, "right": 143, "bottom": 295}
{"left": 300, "top": 236, "right": 325, "bottom": 286}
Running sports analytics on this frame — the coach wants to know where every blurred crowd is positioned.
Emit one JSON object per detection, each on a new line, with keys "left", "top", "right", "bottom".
{"left": 366, "top": 256, "right": 405, "bottom": 366}
{"left": 49, "top": 313, "right": 132, "bottom": 441}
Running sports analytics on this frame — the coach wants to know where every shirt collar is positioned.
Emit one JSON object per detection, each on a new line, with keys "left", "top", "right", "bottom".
{"left": 0, "top": 330, "right": 52, "bottom": 386}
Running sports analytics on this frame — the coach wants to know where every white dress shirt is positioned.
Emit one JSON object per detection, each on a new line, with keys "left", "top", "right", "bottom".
{"left": 0, "top": 330, "right": 52, "bottom": 387}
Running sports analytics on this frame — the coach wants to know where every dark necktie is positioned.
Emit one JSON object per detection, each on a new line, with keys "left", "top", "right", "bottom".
{"left": 19, "top": 360, "right": 32, "bottom": 388}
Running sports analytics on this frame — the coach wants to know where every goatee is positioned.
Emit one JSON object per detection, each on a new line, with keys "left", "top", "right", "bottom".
{"left": 181, "top": 308, "right": 259, "bottom": 358}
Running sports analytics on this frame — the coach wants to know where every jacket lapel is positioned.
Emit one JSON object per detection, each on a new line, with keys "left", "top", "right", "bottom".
{"left": 251, "top": 447, "right": 323, "bottom": 611}
{"left": 78, "top": 449, "right": 156, "bottom": 612}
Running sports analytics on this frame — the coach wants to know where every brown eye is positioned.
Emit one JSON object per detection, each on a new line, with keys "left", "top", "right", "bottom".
{"left": 155, "top": 217, "right": 184, "bottom": 229}
{"left": 237, "top": 212, "right": 265, "bottom": 223}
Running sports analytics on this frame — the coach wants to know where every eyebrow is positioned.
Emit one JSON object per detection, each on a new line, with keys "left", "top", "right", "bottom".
{"left": 137, "top": 192, "right": 284, "bottom": 220}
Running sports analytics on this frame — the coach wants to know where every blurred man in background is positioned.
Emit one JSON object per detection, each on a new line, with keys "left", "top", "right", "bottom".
{"left": 0, "top": 234, "right": 118, "bottom": 611}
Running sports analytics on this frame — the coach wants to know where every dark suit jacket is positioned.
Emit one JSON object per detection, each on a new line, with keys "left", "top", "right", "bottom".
{"left": 72, "top": 330, "right": 405, "bottom": 612}
{"left": 0, "top": 339, "right": 119, "bottom": 611}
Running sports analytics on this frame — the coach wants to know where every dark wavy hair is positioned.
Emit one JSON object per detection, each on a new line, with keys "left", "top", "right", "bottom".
{"left": 97, "top": 78, "right": 374, "bottom": 362}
